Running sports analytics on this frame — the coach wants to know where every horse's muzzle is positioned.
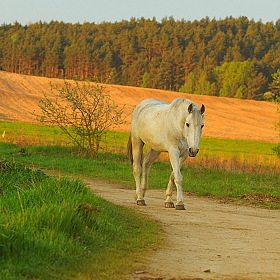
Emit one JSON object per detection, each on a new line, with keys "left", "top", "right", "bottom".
{"left": 189, "top": 148, "right": 199, "bottom": 157}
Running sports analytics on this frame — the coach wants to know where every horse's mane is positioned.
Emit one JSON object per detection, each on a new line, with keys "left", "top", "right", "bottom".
{"left": 168, "top": 98, "right": 199, "bottom": 129}
{"left": 169, "top": 98, "right": 192, "bottom": 110}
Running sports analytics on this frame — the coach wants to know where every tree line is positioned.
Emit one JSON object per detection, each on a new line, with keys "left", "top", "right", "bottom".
{"left": 0, "top": 16, "right": 280, "bottom": 100}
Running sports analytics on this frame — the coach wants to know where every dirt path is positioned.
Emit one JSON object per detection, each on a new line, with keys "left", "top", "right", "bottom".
{"left": 83, "top": 179, "right": 280, "bottom": 280}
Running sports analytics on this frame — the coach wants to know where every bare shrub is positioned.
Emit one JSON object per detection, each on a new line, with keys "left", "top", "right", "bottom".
{"left": 35, "top": 81, "right": 126, "bottom": 158}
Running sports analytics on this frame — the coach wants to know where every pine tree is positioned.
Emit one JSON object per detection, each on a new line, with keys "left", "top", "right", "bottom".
{"left": 141, "top": 72, "right": 150, "bottom": 88}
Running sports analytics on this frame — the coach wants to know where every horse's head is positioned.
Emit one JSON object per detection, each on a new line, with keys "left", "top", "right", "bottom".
{"left": 183, "top": 103, "right": 205, "bottom": 157}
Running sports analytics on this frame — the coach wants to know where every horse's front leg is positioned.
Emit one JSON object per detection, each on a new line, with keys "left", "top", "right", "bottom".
{"left": 165, "top": 171, "right": 175, "bottom": 208}
{"left": 166, "top": 150, "right": 188, "bottom": 210}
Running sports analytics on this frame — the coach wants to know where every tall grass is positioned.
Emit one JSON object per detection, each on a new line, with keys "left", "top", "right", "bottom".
{"left": 0, "top": 121, "right": 69, "bottom": 147}
{"left": 159, "top": 149, "right": 280, "bottom": 174}
{"left": 0, "top": 160, "right": 161, "bottom": 279}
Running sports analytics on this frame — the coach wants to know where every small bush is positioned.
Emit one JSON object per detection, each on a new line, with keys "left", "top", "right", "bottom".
{"left": 272, "top": 144, "right": 280, "bottom": 158}
{"left": 35, "top": 81, "right": 126, "bottom": 158}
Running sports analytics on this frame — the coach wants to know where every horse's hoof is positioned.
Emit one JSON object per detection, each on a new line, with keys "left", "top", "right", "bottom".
{"left": 136, "top": 199, "right": 146, "bottom": 206}
{"left": 165, "top": 202, "right": 175, "bottom": 208}
{"left": 175, "top": 204, "right": 186, "bottom": 210}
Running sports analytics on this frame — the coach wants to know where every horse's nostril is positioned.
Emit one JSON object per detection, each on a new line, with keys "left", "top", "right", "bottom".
{"left": 189, "top": 148, "right": 199, "bottom": 155}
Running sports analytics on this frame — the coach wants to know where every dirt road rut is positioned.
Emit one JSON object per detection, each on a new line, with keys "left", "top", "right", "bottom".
{"left": 84, "top": 179, "right": 280, "bottom": 280}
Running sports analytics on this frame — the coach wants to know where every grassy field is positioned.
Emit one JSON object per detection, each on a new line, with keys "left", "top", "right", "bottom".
{"left": 1, "top": 141, "right": 280, "bottom": 209}
{"left": 0, "top": 120, "right": 277, "bottom": 153}
{"left": 1, "top": 120, "right": 280, "bottom": 172}
{"left": 1, "top": 121, "right": 280, "bottom": 203}
{"left": 0, "top": 120, "right": 280, "bottom": 279}
{"left": 0, "top": 159, "right": 161, "bottom": 279}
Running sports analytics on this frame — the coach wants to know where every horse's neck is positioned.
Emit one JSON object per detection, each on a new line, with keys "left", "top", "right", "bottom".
{"left": 167, "top": 105, "right": 186, "bottom": 137}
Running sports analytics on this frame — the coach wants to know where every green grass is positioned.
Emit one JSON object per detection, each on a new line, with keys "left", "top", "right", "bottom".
{"left": 0, "top": 120, "right": 65, "bottom": 139}
{"left": 0, "top": 120, "right": 279, "bottom": 278}
{"left": 1, "top": 142, "right": 279, "bottom": 209}
{"left": 0, "top": 159, "right": 162, "bottom": 279}
{"left": 1, "top": 120, "right": 278, "bottom": 156}
{"left": 200, "top": 137, "right": 277, "bottom": 156}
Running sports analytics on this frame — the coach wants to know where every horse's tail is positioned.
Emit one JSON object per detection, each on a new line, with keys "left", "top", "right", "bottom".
{"left": 127, "top": 133, "right": 133, "bottom": 165}
{"left": 127, "top": 133, "right": 143, "bottom": 166}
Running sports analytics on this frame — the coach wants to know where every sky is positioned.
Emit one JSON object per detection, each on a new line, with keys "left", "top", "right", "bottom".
{"left": 1, "top": 0, "right": 280, "bottom": 25}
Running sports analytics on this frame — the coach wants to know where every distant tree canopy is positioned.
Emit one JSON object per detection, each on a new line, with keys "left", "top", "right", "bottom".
{"left": 1, "top": 16, "right": 280, "bottom": 100}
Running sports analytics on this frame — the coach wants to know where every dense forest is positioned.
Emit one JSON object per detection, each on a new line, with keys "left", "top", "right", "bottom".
{"left": 1, "top": 16, "right": 280, "bottom": 100}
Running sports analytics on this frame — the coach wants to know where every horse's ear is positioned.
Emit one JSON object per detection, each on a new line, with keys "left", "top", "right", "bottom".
{"left": 200, "top": 104, "right": 205, "bottom": 115}
{"left": 188, "top": 103, "right": 193, "bottom": 114}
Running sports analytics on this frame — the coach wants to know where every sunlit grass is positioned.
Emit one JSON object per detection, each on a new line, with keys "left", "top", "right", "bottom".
{"left": 1, "top": 120, "right": 279, "bottom": 174}
{"left": 0, "top": 160, "right": 162, "bottom": 279}
{"left": 1, "top": 143, "right": 279, "bottom": 209}
{"left": 1, "top": 120, "right": 280, "bottom": 210}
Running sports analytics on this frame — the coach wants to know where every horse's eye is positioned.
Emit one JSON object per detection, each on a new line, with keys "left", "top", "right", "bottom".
{"left": 186, "top": 123, "right": 190, "bottom": 127}
{"left": 201, "top": 125, "right": 204, "bottom": 129}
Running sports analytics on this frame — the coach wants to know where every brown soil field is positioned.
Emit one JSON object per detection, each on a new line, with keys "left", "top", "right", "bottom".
{"left": 0, "top": 70, "right": 279, "bottom": 143}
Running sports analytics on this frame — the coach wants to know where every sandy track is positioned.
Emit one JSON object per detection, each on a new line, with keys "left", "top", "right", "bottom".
{"left": 84, "top": 179, "right": 280, "bottom": 280}
{"left": 0, "top": 71, "right": 279, "bottom": 143}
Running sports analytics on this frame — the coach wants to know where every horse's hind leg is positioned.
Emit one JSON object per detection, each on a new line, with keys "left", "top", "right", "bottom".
{"left": 141, "top": 149, "right": 161, "bottom": 197}
{"left": 165, "top": 172, "right": 175, "bottom": 208}
{"left": 132, "top": 138, "right": 145, "bottom": 205}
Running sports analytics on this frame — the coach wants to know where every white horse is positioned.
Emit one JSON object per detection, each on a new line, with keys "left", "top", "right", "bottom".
{"left": 127, "top": 98, "right": 205, "bottom": 210}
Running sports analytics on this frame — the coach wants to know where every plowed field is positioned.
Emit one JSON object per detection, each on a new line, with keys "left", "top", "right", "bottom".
{"left": 0, "top": 71, "right": 279, "bottom": 142}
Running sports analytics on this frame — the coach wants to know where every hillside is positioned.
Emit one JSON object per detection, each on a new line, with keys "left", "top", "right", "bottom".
{"left": 0, "top": 71, "right": 279, "bottom": 143}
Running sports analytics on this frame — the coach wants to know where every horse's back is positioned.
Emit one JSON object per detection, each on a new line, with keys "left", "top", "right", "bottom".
{"left": 131, "top": 99, "right": 171, "bottom": 150}
{"left": 132, "top": 98, "right": 168, "bottom": 127}
{"left": 133, "top": 98, "right": 169, "bottom": 114}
